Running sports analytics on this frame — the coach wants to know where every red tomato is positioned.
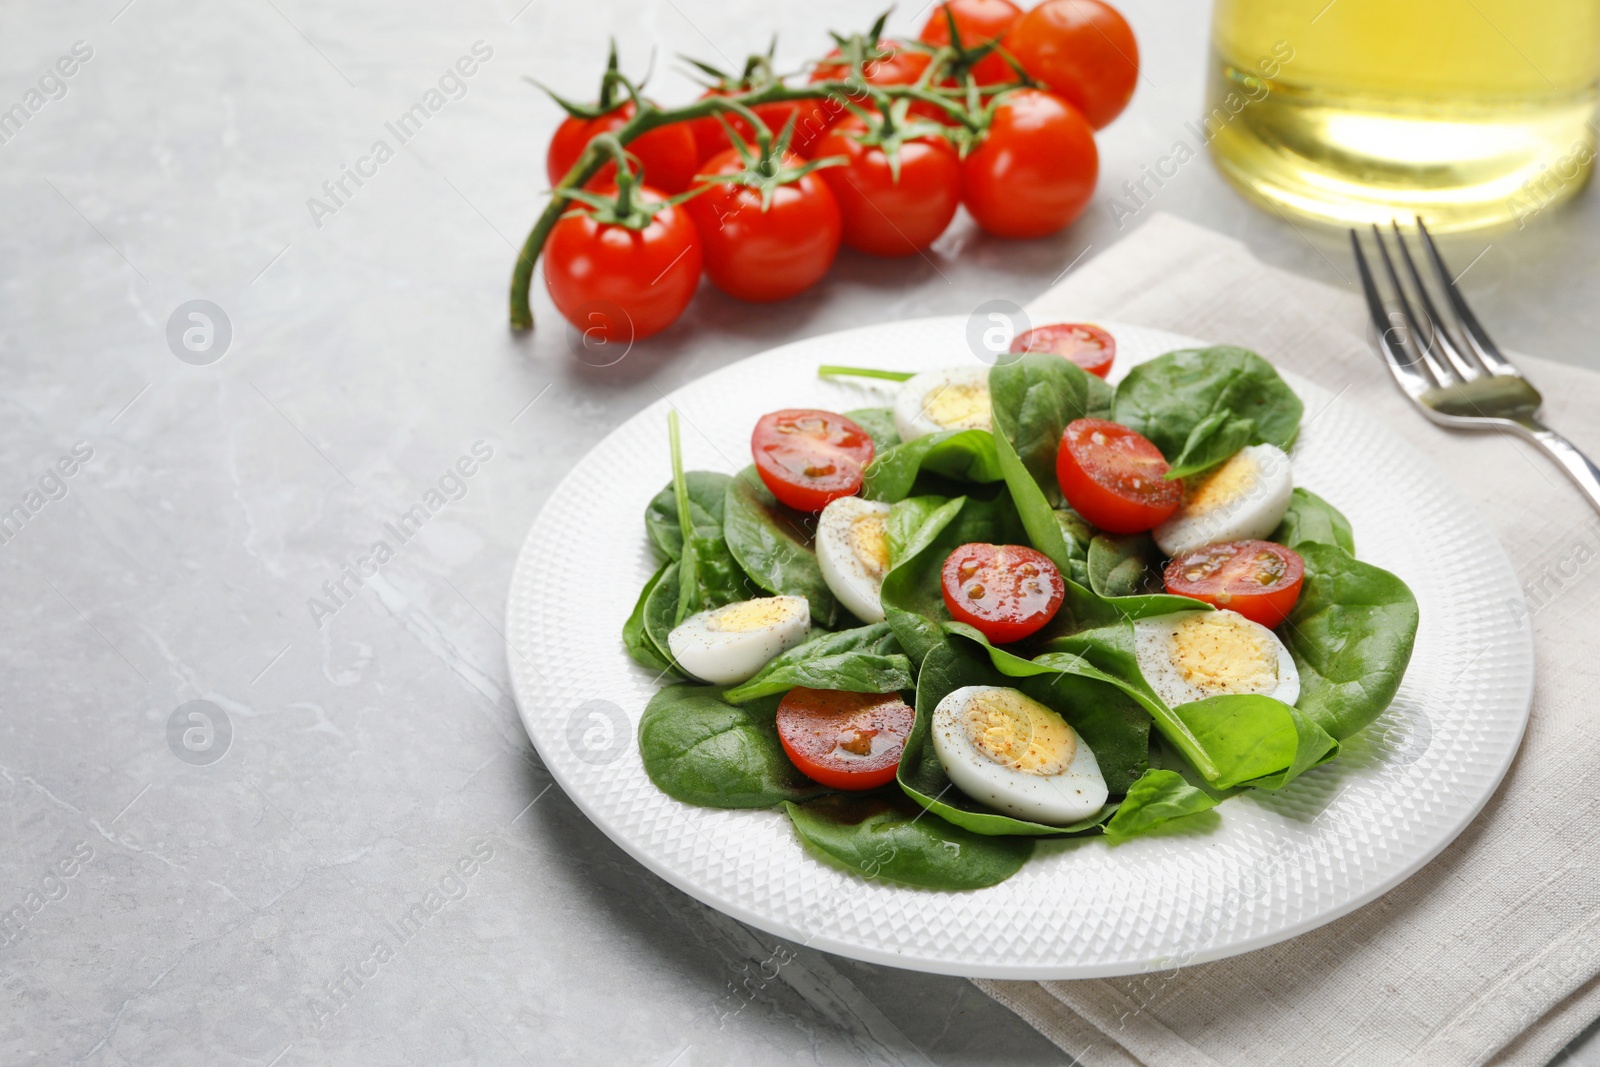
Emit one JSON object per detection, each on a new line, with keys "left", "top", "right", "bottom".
{"left": 776, "top": 687, "right": 915, "bottom": 790}
{"left": 546, "top": 102, "right": 700, "bottom": 194}
{"left": 1011, "top": 323, "right": 1116, "bottom": 378}
{"left": 684, "top": 147, "right": 841, "bottom": 303}
{"left": 543, "top": 186, "right": 702, "bottom": 344}
{"left": 750, "top": 409, "right": 875, "bottom": 511}
{"left": 798, "top": 40, "right": 933, "bottom": 153}
{"left": 941, "top": 543, "right": 1065, "bottom": 644}
{"left": 1005, "top": 0, "right": 1139, "bottom": 129}
{"left": 919, "top": 0, "right": 1024, "bottom": 84}
{"left": 687, "top": 92, "right": 822, "bottom": 161}
{"left": 1056, "top": 418, "right": 1182, "bottom": 533}
{"left": 812, "top": 116, "right": 962, "bottom": 257}
{"left": 1163, "top": 540, "right": 1306, "bottom": 629}
{"left": 961, "top": 89, "right": 1098, "bottom": 239}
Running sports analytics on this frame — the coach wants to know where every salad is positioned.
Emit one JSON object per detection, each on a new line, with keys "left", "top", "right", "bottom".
{"left": 623, "top": 328, "right": 1419, "bottom": 891}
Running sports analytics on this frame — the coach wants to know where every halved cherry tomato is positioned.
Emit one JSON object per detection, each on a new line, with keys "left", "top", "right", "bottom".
{"left": 919, "top": 0, "right": 1024, "bottom": 84}
{"left": 1004, "top": 0, "right": 1139, "bottom": 129}
{"left": 813, "top": 115, "right": 962, "bottom": 257}
{"left": 687, "top": 92, "right": 822, "bottom": 161}
{"left": 1011, "top": 323, "right": 1116, "bottom": 378}
{"left": 546, "top": 102, "right": 700, "bottom": 194}
{"left": 941, "top": 543, "right": 1064, "bottom": 644}
{"left": 960, "top": 88, "right": 1098, "bottom": 239}
{"left": 798, "top": 40, "right": 932, "bottom": 153}
{"left": 751, "top": 409, "right": 875, "bottom": 512}
{"left": 777, "top": 687, "right": 915, "bottom": 790}
{"left": 1056, "top": 418, "right": 1182, "bottom": 533}
{"left": 684, "top": 147, "right": 841, "bottom": 302}
{"left": 1163, "top": 540, "right": 1306, "bottom": 629}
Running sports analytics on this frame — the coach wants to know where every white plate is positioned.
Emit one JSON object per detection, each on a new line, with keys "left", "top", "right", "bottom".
{"left": 505, "top": 318, "right": 1532, "bottom": 979}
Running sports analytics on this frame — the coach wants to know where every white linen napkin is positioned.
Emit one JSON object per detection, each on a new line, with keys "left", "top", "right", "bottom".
{"left": 976, "top": 213, "right": 1600, "bottom": 1067}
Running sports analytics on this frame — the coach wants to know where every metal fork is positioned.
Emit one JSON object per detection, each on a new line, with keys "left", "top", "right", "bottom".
{"left": 1351, "top": 220, "right": 1600, "bottom": 515}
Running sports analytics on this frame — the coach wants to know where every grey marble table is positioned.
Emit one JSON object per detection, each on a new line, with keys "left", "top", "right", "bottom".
{"left": 3, "top": 0, "right": 1596, "bottom": 1064}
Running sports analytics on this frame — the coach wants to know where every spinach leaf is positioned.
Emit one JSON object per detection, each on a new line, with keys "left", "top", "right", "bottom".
{"left": 783, "top": 792, "right": 1032, "bottom": 890}
{"left": 638, "top": 685, "right": 829, "bottom": 808}
{"left": 723, "top": 623, "right": 912, "bottom": 704}
{"left": 1168, "top": 694, "right": 1337, "bottom": 790}
{"left": 1103, "top": 769, "right": 1218, "bottom": 841}
{"left": 722, "top": 466, "right": 843, "bottom": 628}
{"left": 667, "top": 416, "right": 757, "bottom": 624}
{"left": 1279, "top": 542, "right": 1419, "bottom": 740}
{"left": 862, "top": 429, "right": 1004, "bottom": 503}
{"left": 645, "top": 471, "right": 732, "bottom": 561}
{"left": 1086, "top": 533, "right": 1207, "bottom": 619}
{"left": 845, "top": 406, "right": 901, "bottom": 452}
{"left": 643, "top": 560, "right": 684, "bottom": 662}
{"left": 1112, "top": 346, "right": 1304, "bottom": 479}
{"left": 623, "top": 561, "right": 680, "bottom": 674}
{"left": 898, "top": 638, "right": 1121, "bottom": 836}
{"left": 1272, "top": 487, "right": 1356, "bottom": 554}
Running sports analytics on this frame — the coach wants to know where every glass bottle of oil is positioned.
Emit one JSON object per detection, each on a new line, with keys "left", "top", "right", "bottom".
{"left": 1207, "top": 0, "right": 1600, "bottom": 231}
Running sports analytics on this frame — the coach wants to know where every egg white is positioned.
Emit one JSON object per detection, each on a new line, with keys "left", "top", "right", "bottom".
{"left": 931, "top": 685, "right": 1108, "bottom": 825}
{"left": 1153, "top": 443, "right": 1294, "bottom": 558}
{"left": 667, "top": 595, "right": 810, "bottom": 686}
{"left": 1132, "top": 609, "right": 1301, "bottom": 708}
{"left": 892, "top": 366, "right": 992, "bottom": 442}
{"left": 815, "top": 496, "right": 893, "bottom": 623}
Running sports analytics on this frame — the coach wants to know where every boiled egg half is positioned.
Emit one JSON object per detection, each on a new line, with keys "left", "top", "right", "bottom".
{"left": 667, "top": 595, "right": 810, "bottom": 686}
{"left": 1132, "top": 609, "right": 1300, "bottom": 708}
{"left": 1153, "top": 443, "right": 1294, "bottom": 558}
{"left": 932, "top": 686, "right": 1108, "bottom": 825}
{"left": 893, "top": 367, "right": 992, "bottom": 442}
{"left": 815, "top": 496, "right": 893, "bottom": 623}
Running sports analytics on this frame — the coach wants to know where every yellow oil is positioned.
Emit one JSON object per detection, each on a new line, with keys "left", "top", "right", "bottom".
{"left": 1207, "top": 0, "right": 1600, "bottom": 231}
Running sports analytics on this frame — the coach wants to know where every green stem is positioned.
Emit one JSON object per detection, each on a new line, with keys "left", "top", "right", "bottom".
{"left": 669, "top": 410, "right": 692, "bottom": 547}
{"left": 817, "top": 365, "right": 915, "bottom": 382}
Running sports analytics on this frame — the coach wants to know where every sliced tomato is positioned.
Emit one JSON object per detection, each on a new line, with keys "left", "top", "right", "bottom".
{"left": 940, "top": 543, "right": 1064, "bottom": 644}
{"left": 777, "top": 687, "right": 915, "bottom": 790}
{"left": 1057, "top": 418, "right": 1182, "bottom": 533}
{"left": 1163, "top": 540, "right": 1305, "bottom": 629}
{"left": 1011, "top": 323, "right": 1115, "bottom": 378}
{"left": 751, "top": 409, "right": 875, "bottom": 512}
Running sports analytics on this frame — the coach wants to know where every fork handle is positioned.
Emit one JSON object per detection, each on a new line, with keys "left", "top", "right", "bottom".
{"left": 1515, "top": 418, "right": 1600, "bottom": 517}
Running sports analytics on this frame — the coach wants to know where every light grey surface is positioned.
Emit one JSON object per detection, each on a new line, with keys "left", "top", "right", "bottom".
{"left": 1, "top": 1, "right": 1595, "bottom": 1065}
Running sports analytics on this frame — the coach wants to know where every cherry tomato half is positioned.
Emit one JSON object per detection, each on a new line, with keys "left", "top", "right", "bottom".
{"left": 777, "top": 687, "right": 915, "bottom": 790}
{"left": 919, "top": 0, "right": 1024, "bottom": 84}
{"left": 1163, "top": 540, "right": 1306, "bottom": 629}
{"left": 543, "top": 185, "right": 702, "bottom": 344}
{"left": 960, "top": 88, "right": 1098, "bottom": 239}
{"left": 687, "top": 92, "right": 822, "bottom": 161}
{"left": 751, "top": 409, "right": 876, "bottom": 512}
{"left": 941, "top": 543, "right": 1065, "bottom": 644}
{"left": 1056, "top": 418, "right": 1182, "bottom": 533}
{"left": 1005, "top": 0, "right": 1139, "bottom": 129}
{"left": 1011, "top": 323, "right": 1116, "bottom": 378}
{"left": 546, "top": 102, "right": 700, "bottom": 194}
{"left": 813, "top": 116, "right": 962, "bottom": 257}
{"left": 685, "top": 147, "right": 841, "bottom": 302}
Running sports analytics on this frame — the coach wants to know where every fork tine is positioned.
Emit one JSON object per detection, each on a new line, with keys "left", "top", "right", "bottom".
{"left": 1391, "top": 221, "right": 1484, "bottom": 381}
{"left": 1350, "top": 229, "right": 1434, "bottom": 399}
{"left": 1369, "top": 224, "right": 1454, "bottom": 388}
{"left": 1415, "top": 218, "right": 1523, "bottom": 378}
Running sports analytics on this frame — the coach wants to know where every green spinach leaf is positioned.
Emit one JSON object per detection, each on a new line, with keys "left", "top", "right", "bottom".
{"left": 723, "top": 623, "right": 912, "bottom": 704}
{"left": 783, "top": 792, "right": 1033, "bottom": 890}
{"left": 722, "top": 466, "right": 843, "bottom": 628}
{"left": 1086, "top": 533, "right": 1208, "bottom": 618}
{"left": 1168, "top": 693, "right": 1337, "bottom": 790}
{"left": 638, "top": 685, "right": 829, "bottom": 808}
{"left": 862, "top": 429, "right": 1004, "bottom": 503}
{"left": 645, "top": 471, "right": 732, "bottom": 561}
{"left": 1103, "top": 769, "right": 1218, "bottom": 840}
{"left": 623, "top": 561, "right": 680, "bottom": 674}
{"left": 666, "top": 416, "right": 757, "bottom": 624}
{"left": 1272, "top": 487, "right": 1356, "bottom": 554}
{"left": 845, "top": 406, "right": 902, "bottom": 452}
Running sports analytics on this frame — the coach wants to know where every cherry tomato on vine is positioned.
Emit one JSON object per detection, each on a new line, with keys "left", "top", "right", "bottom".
{"left": 684, "top": 147, "right": 842, "bottom": 303}
{"left": 961, "top": 88, "right": 1098, "bottom": 239}
{"left": 687, "top": 92, "right": 821, "bottom": 162}
{"left": 1005, "top": 0, "right": 1139, "bottom": 129}
{"left": 1056, "top": 418, "right": 1181, "bottom": 533}
{"left": 543, "top": 185, "right": 702, "bottom": 344}
{"left": 546, "top": 102, "right": 700, "bottom": 194}
{"left": 919, "top": 0, "right": 1023, "bottom": 84}
{"left": 798, "top": 41, "right": 932, "bottom": 153}
{"left": 750, "top": 409, "right": 875, "bottom": 512}
{"left": 813, "top": 115, "right": 962, "bottom": 257}
{"left": 940, "top": 543, "right": 1065, "bottom": 644}
{"left": 1011, "top": 323, "right": 1116, "bottom": 378}
{"left": 1163, "top": 540, "right": 1305, "bottom": 629}
{"left": 776, "top": 688, "right": 915, "bottom": 790}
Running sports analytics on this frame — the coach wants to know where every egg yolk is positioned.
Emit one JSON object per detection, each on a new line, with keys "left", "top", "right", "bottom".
{"left": 1170, "top": 612, "right": 1279, "bottom": 694}
{"left": 709, "top": 598, "right": 796, "bottom": 633}
{"left": 961, "top": 691, "right": 1076, "bottom": 776}
{"left": 1186, "top": 450, "right": 1258, "bottom": 511}
{"left": 923, "top": 383, "right": 992, "bottom": 430}
{"left": 848, "top": 514, "right": 890, "bottom": 576}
